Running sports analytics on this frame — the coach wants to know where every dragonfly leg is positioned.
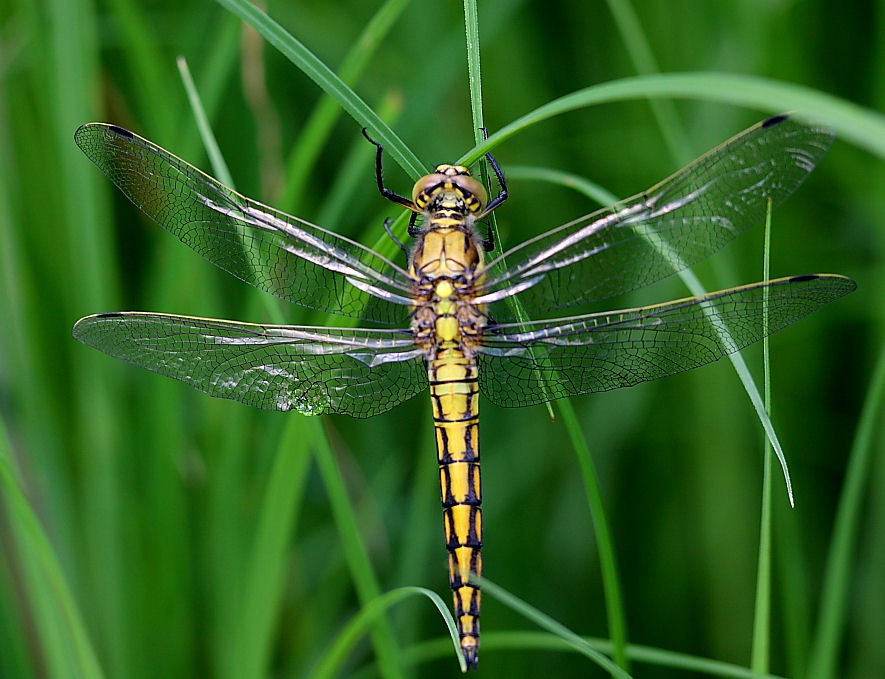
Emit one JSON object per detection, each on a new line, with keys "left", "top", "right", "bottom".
{"left": 479, "top": 152, "right": 508, "bottom": 216}
{"left": 481, "top": 225, "right": 494, "bottom": 252}
{"left": 476, "top": 127, "right": 509, "bottom": 218}
{"left": 407, "top": 212, "right": 422, "bottom": 237}
{"left": 383, "top": 218, "right": 410, "bottom": 258}
{"left": 362, "top": 128, "right": 418, "bottom": 211}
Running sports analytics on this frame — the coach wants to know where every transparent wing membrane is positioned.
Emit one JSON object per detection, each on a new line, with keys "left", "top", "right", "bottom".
{"left": 482, "top": 115, "right": 835, "bottom": 320}
{"left": 71, "top": 113, "right": 857, "bottom": 675}
{"left": 73, "top": 312, "right": 426, "bottom": 417}
{"left": 477, "top": 274, "right": 855, "bottom": 408}
{"left": 74, "top": 123, "right": 414, "bottom": 325}
{"left": 73, "top": 116, "right": 854, "bottom": 415}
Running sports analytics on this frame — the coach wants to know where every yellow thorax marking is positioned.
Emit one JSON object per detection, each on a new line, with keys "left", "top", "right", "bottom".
{"left": 436, "top": 316, "right": 459, "bottom": 342}
{"left": 436, "top": 279, "right": 454, "bottom": 298}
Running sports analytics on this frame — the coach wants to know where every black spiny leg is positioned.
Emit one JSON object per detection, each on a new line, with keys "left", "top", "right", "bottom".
{"left": 480, "top": 149, "right": 508, "bottom": 217}
{"left": 407, "top": 213, "right": 421, "bottom": 237}
{"left": 474, "top": 128, "right": 507, "bottom": 251}
{"left": 481, "top": 226, "right": 494, "bottom": 252}
{"left": 362, "top": 128, "right": 418, "bottom": 211}
{"left": 383, "top": 218, "right": 410, "bottom": 259}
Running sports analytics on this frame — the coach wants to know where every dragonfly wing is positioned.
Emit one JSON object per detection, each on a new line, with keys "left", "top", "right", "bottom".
{"left": 75, "top": 123, "right": 414, "bottom": 326}
{"left": 476, "top": 274, "right": 855, "bottom": 408}
{"left": 480, "top": 115, "right": 835, "bottom": 320}
{"left": 73, "top": 312, "right": 426, "bottom": 418}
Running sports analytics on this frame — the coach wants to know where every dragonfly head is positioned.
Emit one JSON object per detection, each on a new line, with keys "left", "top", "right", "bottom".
{"left": 412, "top": 165, "right": 488, "bottom": 215}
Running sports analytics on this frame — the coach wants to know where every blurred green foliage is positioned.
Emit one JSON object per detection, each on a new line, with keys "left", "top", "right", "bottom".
{"left": 1, "top": 0, "right": 883, "bottom": 678}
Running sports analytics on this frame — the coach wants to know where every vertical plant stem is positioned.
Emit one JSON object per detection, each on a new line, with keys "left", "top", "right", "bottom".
{"left": 806, "top": 342, "right": 885, "bottom": 679}
{"left": 557, "top": 400, "right": 630, "bottom": 672}
{"left": 462, "top": 0, "right": 485, "bottom": 141}
{"left": 228, "top": 417, "right": 313, "bottom": 679}
{"left": 312, "top": 418, "right": 404, "bottom": 679}
{"left": 751, "top": 199, "right": 774, "bottom": 672}
{"left": 0, "top": 417, "right": 106, "bottom": 679}
{"left": 278, "top": 0, "right": 413, "bottom": 212}
{"left": 603, "top": 0, "right": 691, "bottom": 162}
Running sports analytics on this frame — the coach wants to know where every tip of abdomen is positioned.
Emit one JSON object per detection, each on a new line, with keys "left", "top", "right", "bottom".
{"left": 461, "top": 637, "right": 479, "bottom": 670}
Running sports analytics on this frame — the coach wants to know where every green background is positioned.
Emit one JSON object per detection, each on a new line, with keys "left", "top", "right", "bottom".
{"left": 1, "top": 0, "right": 883, "bottom": 677}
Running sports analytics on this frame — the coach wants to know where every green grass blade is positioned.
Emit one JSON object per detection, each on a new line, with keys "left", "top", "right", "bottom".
{"left": 311, "top": 587, "right": 464, "bottom": 678}
{"left": 556, "top": 400, "right": 630, "bottom": 672}
{"left": 177, "top": 56, "right": 235, "bottom": 188}
{"left": 103, "top": 0, "right": 177, "bottom": 134}
{"left": 312, "top": 418, "right": 404, "bottom": 678}
{"left": 672, "top": 268, "right": 795, "bottom": 504}
{"left": 459, "top": 72, "right": 885, "bottom": 164}
{"left": 215, "top": 0, "right": 424, "bottom": 177}
{"left": 176, "top": 65, "right": 359, "bottom": 679}
{"left": 349, "top": 630, "right": 791, "bottom": 678}
{"left": 500, "top": 162, "right": 795, "bottom": 503}
{"left": 505, "top": 165, "right": 619, "bottom": 206}
{"left": 186, "top": 14, "right": 243, "bottom": 138}
{"left": 603, "top": 0, "right": 692, "bottom": 162}
{"left": 462, "top": 8, "right": 558, "bottom": 418}
{"left": 596, "top": 18, "right": 793, "bottom": 505}
{"left": 469, "top": 631, "right": 790, "bottom": 679}
{"left": 462, "top": 0, "right": 485, "bottom": 142}
{"left": 315, "top": 92, "right": 404, "bottom": 231}
{"left": 462, "top": 0, "right": 508, "bottom": 278}
{"left": 751, "top": 199, "right": 774, "bottom": 672}
{"left": 227, "top": 417, "right": 313, "bottom": 679}
{"left": 44, "top": 0, "right": 131, "bottom": 672}
{"left": 477, "top": 576, "right": 633, "bottom": 678}
{"left": 180, "top": 68, "right": 288, "bottom": 329}
{"left": 479, "top": 164, "right": 632, "bottom": 659}
{"left": 278, "top": 0, "right": 413, "bottom": 212}
{"left": 805, "top": 342, "right": 885, "bottom": 679}
{"left": 465, "top": 15, "right": 628, "bottom": 668}
{"left": 0, "top": 417, "right": 106, "bottom": 679}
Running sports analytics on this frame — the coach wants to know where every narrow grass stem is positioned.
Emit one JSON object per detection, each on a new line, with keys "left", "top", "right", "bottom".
{"left": 0, "top": 418, "right": 106, "bottom": 679}
{"left": 556, "top": 401, "right": 630, "bottom": 672}
{"left": 806, "top": 342, "right": 885, "bottom": 679}
{"left": 311, "top": 587, "right": 463, "bottom": 678}
{"left": 312, "top": 418, "right": 405, "bottom": 679}
{"left": 478, "top": 577, "right": 632, "bottom": 678}
{"left": 216, "top": 0, "right": 424, "bottom": 177}
{"left": 459, "top": 73, "right": 885, "bottom": 165}
{"left": 751, "top": 199, "right": 774, "bottom": 672}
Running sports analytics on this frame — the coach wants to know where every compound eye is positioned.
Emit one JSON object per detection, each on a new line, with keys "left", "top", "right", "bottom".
{"left": 455, "top": 175, "right": 488, "bottom": 213}
{"left": 411, "top": 173, "right": 445, "bottom": 207}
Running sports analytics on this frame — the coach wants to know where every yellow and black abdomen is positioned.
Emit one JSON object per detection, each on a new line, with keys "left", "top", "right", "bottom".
{"left": 428, "top": 348, "right": 483, "bottom": 668}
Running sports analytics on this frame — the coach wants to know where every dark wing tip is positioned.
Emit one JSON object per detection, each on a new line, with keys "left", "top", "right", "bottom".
{"left": 762, "top": 113, "right": 790, "bottom": 128}
{"left": 788, "top": 273, "right": 858, "bottom": 295}
{"left": 107, "top": 124, "right": 134, "bottom": 138}
{"left": 72, "top": 312, "right": 125, "bottom": 337}
{"left": 74, "top": 122, "right": 135, "bottom": 145}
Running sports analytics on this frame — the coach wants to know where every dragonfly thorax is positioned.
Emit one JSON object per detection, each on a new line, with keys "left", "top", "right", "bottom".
{"left": 410, "top": 274, "right": 488, "bottom": 358}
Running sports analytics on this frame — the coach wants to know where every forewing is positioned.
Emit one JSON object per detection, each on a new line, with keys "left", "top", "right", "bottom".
{"left": 481, "top": 115, "right": 835, "bottom": 320}
{"left": 75, "top": 123, "right": 414, "bottom": 325}
{"left": 476, "top": 274, "right": 855, "bottom": 408}
{"left": 73, "top": 313, "right": 426, "bottom": 418}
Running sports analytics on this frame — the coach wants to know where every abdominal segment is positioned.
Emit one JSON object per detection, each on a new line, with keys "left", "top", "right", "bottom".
{"left": 429, "top": 349, "right": 483, "bottom": 668}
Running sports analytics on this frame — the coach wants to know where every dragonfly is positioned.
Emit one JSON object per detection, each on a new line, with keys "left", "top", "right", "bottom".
{"left": 72, "top": 114, "right": 855, "bottom": 669}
